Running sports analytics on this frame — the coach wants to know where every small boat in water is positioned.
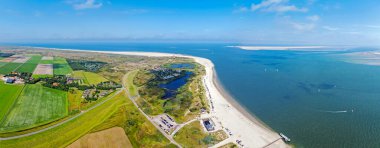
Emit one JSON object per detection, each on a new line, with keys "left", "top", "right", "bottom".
{"left": 279, "top": 133, "right": 291, "bottom": 142}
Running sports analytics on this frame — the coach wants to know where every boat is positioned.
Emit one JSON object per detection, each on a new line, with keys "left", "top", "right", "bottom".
{"left": 279, "top": 133, "right": 291, "bottom": 142}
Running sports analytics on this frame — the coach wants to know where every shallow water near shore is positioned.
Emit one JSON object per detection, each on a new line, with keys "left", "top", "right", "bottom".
{"left": 10, "top": 43, "right": 380, "bottom": 148}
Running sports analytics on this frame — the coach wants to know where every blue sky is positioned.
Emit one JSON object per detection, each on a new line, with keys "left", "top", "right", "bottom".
{"left": 0, "top": 0, "right": 379, "bottom": 45}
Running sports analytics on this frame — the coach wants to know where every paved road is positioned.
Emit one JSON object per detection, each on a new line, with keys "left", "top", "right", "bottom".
{"left": 0, "top": 90, "right": 123, "bottom": 140}
{"left": 122, "top": 72, "right": 182, "bottom": 148}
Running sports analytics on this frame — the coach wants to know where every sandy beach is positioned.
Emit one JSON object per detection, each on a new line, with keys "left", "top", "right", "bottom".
{"left": 46, "top": 48, "right": 289, "bottom": 148}
{"left": 229, "top": 45, "right": 327, "bottom": 51}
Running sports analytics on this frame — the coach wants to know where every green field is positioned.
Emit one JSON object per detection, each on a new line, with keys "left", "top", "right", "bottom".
{"left": 0, "top": 91, "right": 123, "bottom": 148}
{"left": 0, "top": 63, "right": 22, "bottom": 74}
{"left": 73, "top": 70, "right": 108, "bottom": 85}
{"left": 125, "top": 70, "right": 139, "bottom": 97}
{"left": 0, "top": 83, "right": 24, "bottom": 121}
{"left": 39, "top": 60, "right": 54, "bottom": 64}
{"left": 15, "top": 63, "right": 38, "bottom": 73}
{"left": 53, "top": 57, "right": 73, "bottom": 75}
{"left": 0, "top": 62, "right": 7, "bottom": 67}
{"left": 0, "top": 84, "right": 68, "bottom": 133}
{"left": 13, "top": 55, "right": 42, "bottom": 73}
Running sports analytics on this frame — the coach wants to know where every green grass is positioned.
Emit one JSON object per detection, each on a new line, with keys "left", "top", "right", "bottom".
{"left": 73, "top": 70, "right": 108, "bottom": 85}
{"left": 53, "top": 57, "right": 73, "bottom": 75}
{"left": 0, "top": 84, "right": 68, "bottom": 133}
{"left": 68, "top": 89, "right": 83, "bottom": 112}
{"left": 125, "top": 70, "right": 139, "bottom": 96}
{"left": 0, "top": 83, "right": 24, "bottom": 121}
{"left": 26, "top": 55, "right": 42, "bottom": 64}
{"left": 0, "top": 62, "right": 7, "bottom": 67}
{"left": 0, "top": 91, "right": 124, "bottom": 148}
{"left": 14, "top": 55, "right": 42, "bottom": 73}
{"left": 15, "top": 63, "right": 38, "bottom": 73}
{"left": 31, "top": 74, "right": 53, "bottom": 79}
{"left": 173, "top": 121, "right": 208, "bottom": 147}
{"left": 0, "top": 63, "right": 22, "bottom": 74}
{"left": 39, "top": 60, "right": 53, "bottom": 64}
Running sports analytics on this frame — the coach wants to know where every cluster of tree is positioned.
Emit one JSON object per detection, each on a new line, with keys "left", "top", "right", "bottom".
{"left": 67, "top": 59, "right": 107, "bottom": 72}
{"left": 96, "top": 81, "right": 122, "bottom": 90}
{"left": 5, "top": 72, "right": 39, "bottom": 84}
{"left": 0, "top": 53, "right": 14, "bottom": 57}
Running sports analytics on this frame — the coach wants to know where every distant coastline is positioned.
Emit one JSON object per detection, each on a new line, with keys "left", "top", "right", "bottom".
{"left": 229, "top": 45, "right": 327, "bottom": 50}
{"left": 31, "top": 46, "right": 289, "bottom": 148}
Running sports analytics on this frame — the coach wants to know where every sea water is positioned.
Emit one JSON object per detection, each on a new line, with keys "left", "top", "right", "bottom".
{"left": 11, "top": 42, "right": 380, "bottom": 148}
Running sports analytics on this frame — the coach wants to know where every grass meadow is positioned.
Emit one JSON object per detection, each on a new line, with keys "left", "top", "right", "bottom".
{"left": 0, "top": 84, "right": 68, "bottom": 133}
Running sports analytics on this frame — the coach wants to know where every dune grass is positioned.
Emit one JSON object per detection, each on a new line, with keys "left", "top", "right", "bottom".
{"left": 125, "top": 70, "right": 139, "bottom": 97}
{"left": 0, "top": 84, "right": 68, "bottom": 133}
{"left": 0, "top": 83, "right": 24, "bottom": 122}
{"left": 0, "top": 91, "right": 124, "bottom": 148}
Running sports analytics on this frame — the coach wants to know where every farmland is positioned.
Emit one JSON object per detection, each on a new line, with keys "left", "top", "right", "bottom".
{"left": 0, "top": 63, "right": 22, "bottom": 74}
{"left": 0, "top": 91, "right": 124, "bottom": 148}
{"left": 72, "top": 70, "right": 108, "bottom": 85}
{"left": 0, "top": 84, "right": 68, "bottom": 133}
{"left": 14, "top": 55, "right": 42, "bottom": 73}
{"left": 53, "top": 57, "right": 73, "bottom": 75}
{"left": 0, "top": 83, "right": 24, "bottom": 121}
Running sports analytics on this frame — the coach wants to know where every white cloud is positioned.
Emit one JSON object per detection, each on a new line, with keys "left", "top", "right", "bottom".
{"left": 307, "top": 15, "right": 319, "bottom": 22}
{"left": 323, "top": 26, "right": 339, "bottom": 31}
{"left": 290, "top": 22, "right": 315, "bottom": 31}
{"left": 365, "top": 25, "right": 380, "bottom": 29}
{"left": 250, "top": 0, "right": 308, "bottom": 13}
{"left": 70, "top": 0, "right": 103, "bottom": 10}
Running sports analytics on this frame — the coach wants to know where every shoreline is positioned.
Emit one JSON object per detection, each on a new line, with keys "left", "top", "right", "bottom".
{"left": 35, "top": 47, "right": 289, "bottom": 147}
{"left": 229, "top": 45, "right": 327, "bottom": 51}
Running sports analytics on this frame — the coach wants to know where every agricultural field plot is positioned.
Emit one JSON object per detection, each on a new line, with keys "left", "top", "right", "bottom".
{"left": 33, "top": 64, "right": 53, "bottom": 75}
{"left": 0, "top": 63, "right": 23, "bottom": 74}
{"left": 26, "top": 55, "right": 42, "bottom": 64}
{"left": 0, "top": 83, "right": 24, "bottom": 121}
{"left": 0, "top": 91, "right": 123, "bottom": 148}
{"left": 54, "top": 57, "right": 73, "bottom": 75}
{"left": 0, "top": 84, "right": 68, "bottom": 133}
{"left": 41, "top": 56, "right": 53, "bottom": 60}
{"left": 72, "top": 70, "right": 108, "bottom": 85}
{"left": 0, "top": 62, "right": 7, "bottom": 67}
{"left": 11, "top": 56, "right": 30, "bottom": 63}
{"left": 15, "top": 63, "right": 38, "bottom": 73}
{"left": 0, "top": 57, "right": 17, "bottom": 62}
{"left": 15, "top": 55, "right": 42, "bottom": 73}
{"left": 67, "top": 127, "right": 133, "bottom": 148}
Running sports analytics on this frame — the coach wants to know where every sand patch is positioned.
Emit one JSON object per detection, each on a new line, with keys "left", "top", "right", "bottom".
{"left": 33, "top": 64, "right": 53, "bottom": 75}
{"left": 67, "top": 127, "right": 132, "bottom": 148}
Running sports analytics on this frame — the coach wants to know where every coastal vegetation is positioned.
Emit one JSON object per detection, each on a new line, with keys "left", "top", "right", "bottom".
{"left": 134, "top": 62, "right": 208, "bottom": 122}
{"left": 173, "top": 121, "right": 228, "bottom": 147}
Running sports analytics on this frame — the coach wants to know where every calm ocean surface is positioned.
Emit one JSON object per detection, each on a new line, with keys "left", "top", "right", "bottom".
{"left": 12, "top": 43, "right": 380, "bottom": 147}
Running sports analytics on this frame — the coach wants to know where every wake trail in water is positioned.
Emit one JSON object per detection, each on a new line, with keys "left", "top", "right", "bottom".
{"left": 316, "top": 109, "right": 354, "bottom": 114}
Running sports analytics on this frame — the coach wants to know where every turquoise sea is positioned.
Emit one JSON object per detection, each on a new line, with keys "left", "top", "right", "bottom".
{"left": 10, "top": 43, "right": 380, "bottom": 148}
